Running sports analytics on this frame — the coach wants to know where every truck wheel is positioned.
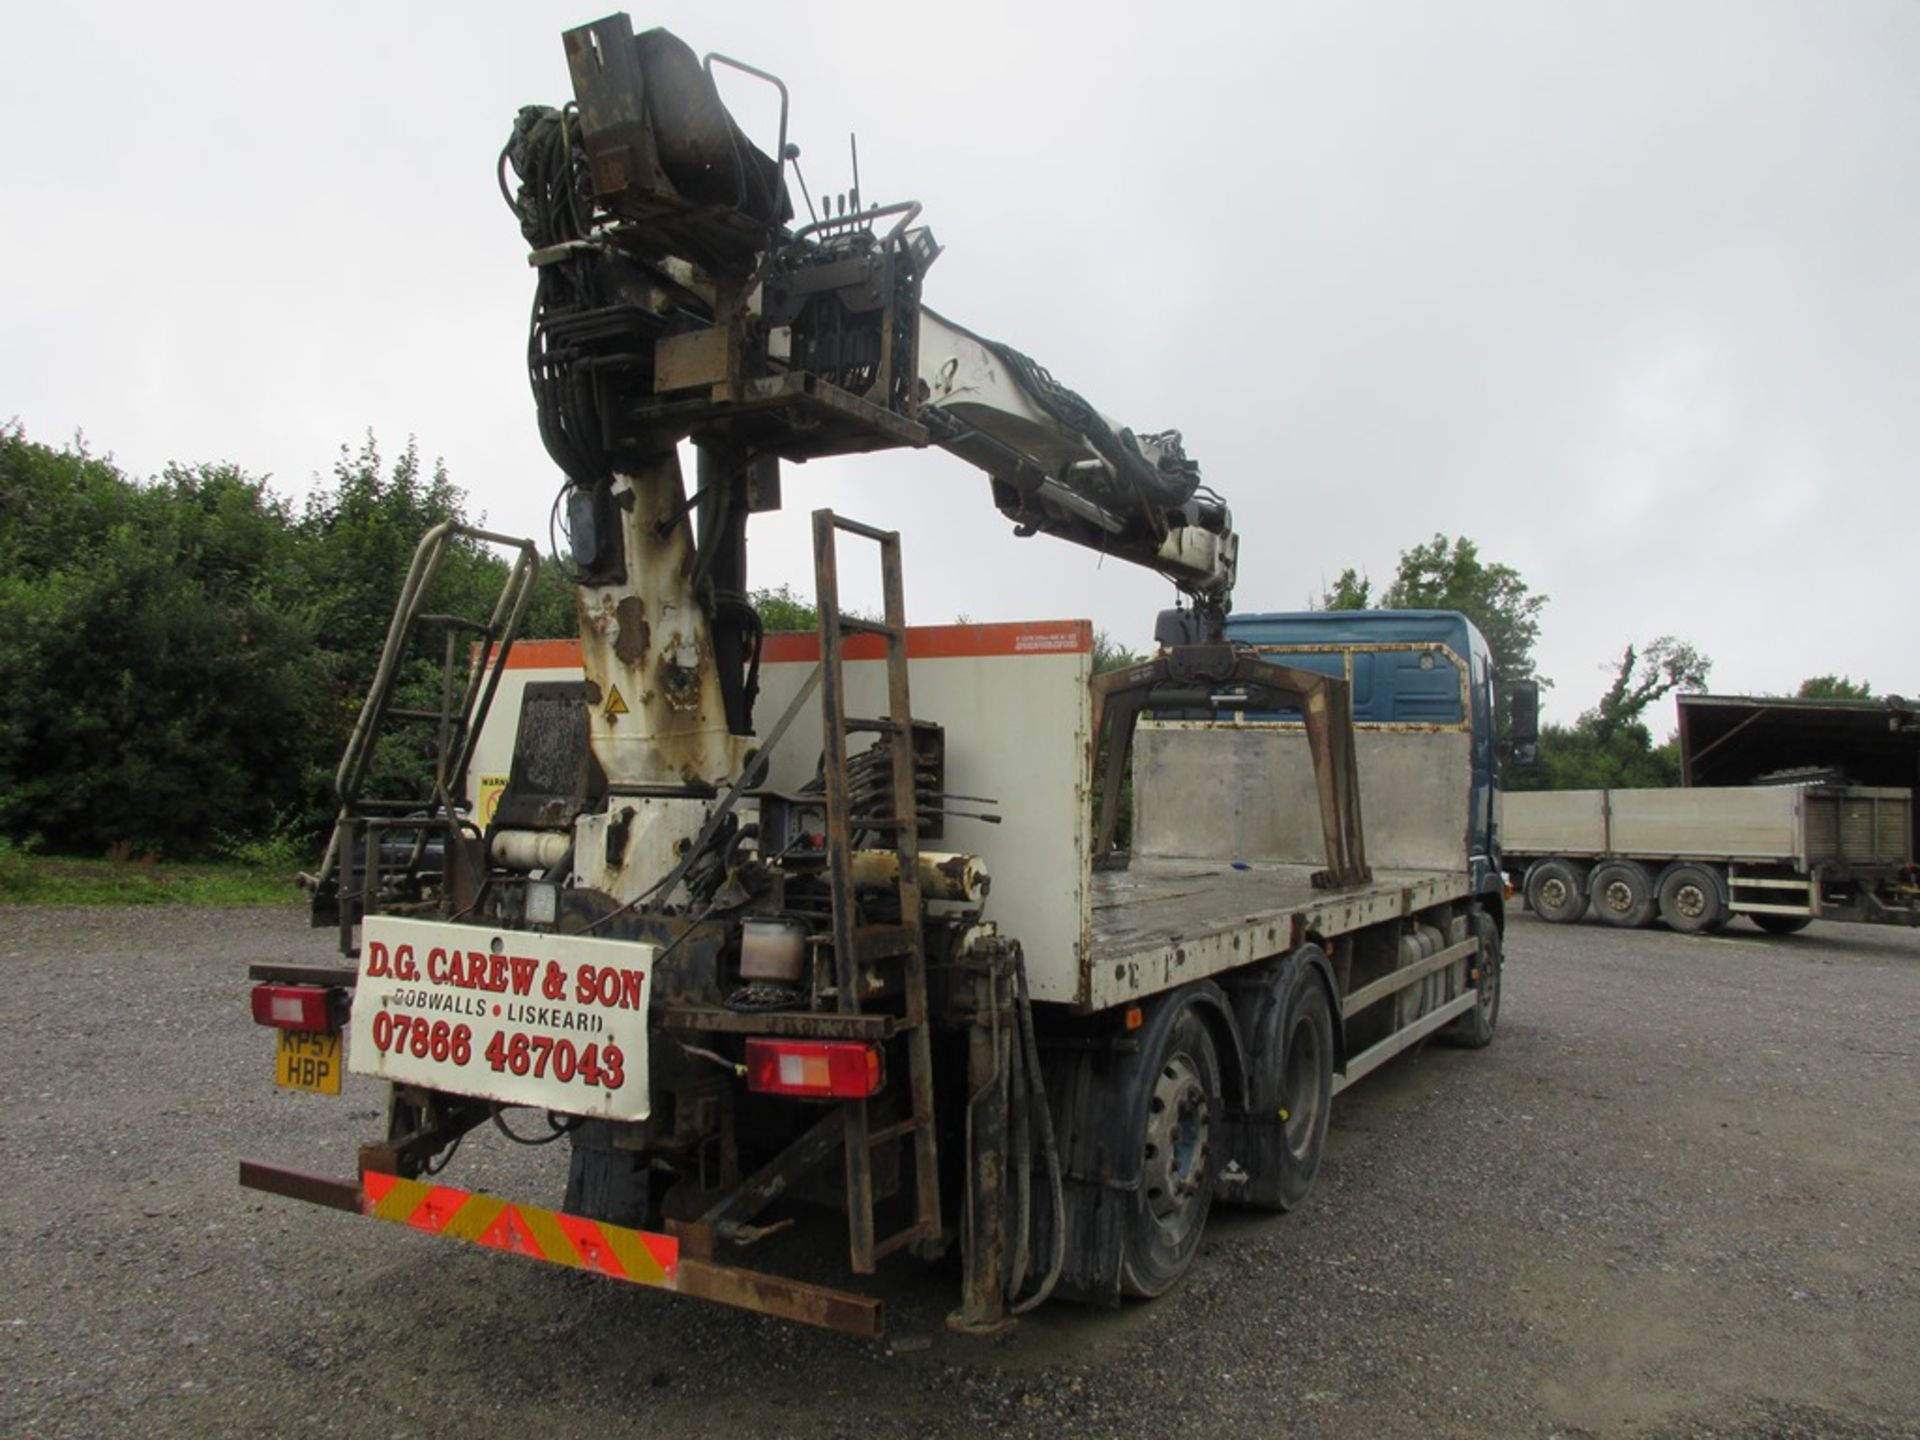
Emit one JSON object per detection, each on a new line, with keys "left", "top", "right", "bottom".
{"left": 1270, "top": 966, "right": 1334, "bottom": 1209}
{"left": 1119, "top": 998, "right": 1223, "bottom": 1297}
{"left": 1751, "top": 912, "right": 1813, "bottom": 936}
{"left": 1657, "top": 864, "right": 1726, "bottom": 933}
{"left": 1525, "top": 859, "right": 1588, "bottom": 924}
{"left": 1590, "top": 861, "right": 1656, "bottom": 929}
{"left": 1444, "top": 911, "right": 1502, "bottom": 1049}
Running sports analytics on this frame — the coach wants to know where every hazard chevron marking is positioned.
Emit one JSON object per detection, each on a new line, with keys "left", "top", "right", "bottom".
{"left": 360, "top": 1172, "right": 678, "bottom": 1288}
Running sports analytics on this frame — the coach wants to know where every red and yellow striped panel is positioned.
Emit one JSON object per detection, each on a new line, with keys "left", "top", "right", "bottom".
{"left": 361, "top": 1172, "right": 679, "bottom": 1289}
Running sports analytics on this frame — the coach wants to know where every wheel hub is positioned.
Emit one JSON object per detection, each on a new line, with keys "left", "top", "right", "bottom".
{"left": 1538, "top": 876, "right": 1570, "bottom": 909}
{"left": 1673, "top": 883, "right": 1707, "bottom": 920}
{"left": 1142, "top": 1054, "right": 1210, "bottom": 1225}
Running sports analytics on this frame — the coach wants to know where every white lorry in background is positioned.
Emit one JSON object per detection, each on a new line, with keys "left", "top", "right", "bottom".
{"left": 1502, "top": 783, "right": 1919, "bottom": 933}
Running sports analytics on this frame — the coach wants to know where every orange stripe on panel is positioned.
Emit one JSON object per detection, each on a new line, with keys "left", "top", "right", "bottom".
{"left": 513, "top": 1201, "right": 585, "bottom": 1269}
{"left": 490, "top": 638, "right": 588, "bottom": 671}
{"left": 439, "top": 1193, "right": 508, "bottom": 1244}
{"left": 488, "top": 621, "right": 1091, "bottom": 674}
{"left": 553, "top": 1210, "right": 628, "bottom": 1281}
{"left": 364, "top": 1172, "right": 428, "bottom": 1223}
{"left": 744, "top": 620, "right": 1097, "bottom": 666}
{"left": 410, "top": 1184, "right": 474, "bottom": 1235}
{"left": 641, "top": 1231, "right": 679, "bottom": 1280}
{"left": 602, "top": 1220, "right": 672, "bottom": 1286}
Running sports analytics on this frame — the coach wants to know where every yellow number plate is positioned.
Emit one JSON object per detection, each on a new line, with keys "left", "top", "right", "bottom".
{"left": 275, "top": 1029, "right": 342, "bottom": 1094}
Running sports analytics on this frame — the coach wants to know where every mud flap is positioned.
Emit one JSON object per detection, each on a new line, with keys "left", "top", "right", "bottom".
{"left": 1031, "top": 1042, "right": 1130, "bottom": 1307}
{"left": 564, "top": 1119, "right": 651, "bottom": 1228}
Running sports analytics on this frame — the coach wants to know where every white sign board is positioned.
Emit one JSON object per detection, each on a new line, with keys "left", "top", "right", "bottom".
{"left": 348, "top": 916, "right": 655, "bottom": 1121}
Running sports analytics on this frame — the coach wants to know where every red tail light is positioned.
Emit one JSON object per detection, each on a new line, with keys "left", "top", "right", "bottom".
{"left": 250, "top": 983, "right": 339, "bottom": 1033}
{"left": 744, "top": 1039, "right": 883, "bottom": 1098}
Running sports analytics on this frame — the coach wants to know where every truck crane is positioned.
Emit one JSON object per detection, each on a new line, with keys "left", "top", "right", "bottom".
{"left": 243, "top": 13, "right": 1507, "bottom": 1340}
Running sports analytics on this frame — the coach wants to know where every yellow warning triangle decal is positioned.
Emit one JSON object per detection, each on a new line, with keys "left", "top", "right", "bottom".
{"left": 605, "top": 685, "right": 630, "bottom": 718}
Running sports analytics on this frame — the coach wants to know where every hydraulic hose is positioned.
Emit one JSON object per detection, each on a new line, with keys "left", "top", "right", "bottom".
{"left": 1007, "top": 946, "right": 1066, "bottom": 1315}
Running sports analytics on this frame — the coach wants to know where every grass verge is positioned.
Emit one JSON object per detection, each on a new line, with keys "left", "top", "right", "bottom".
{"left": 0, "top": 846, "right": 303, "bottom": 906}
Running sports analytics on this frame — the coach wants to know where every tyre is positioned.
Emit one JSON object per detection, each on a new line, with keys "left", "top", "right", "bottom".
{"left": 1751, "top": 912, "right": 1813, "bottom": 936}
{"left": 1525, "top": 859, "right": 1588, "bottom": 924}
{"left": 1651, "top": 867, "right": 1728, "bottom": 936}
{"left": 1444, "top": 910, "right": 1502, "bottom": 1049}
{"left": 1271, "top": 967, "right": 1335, "bottom": 1207}
{"left": 1120, "top": 997, "right": 1224, "bottom": 1297}
{"left": 1230, "top": 953, "right": 1335, "bottom": 1213}
{"left": 1590, "top": 860, "right": 1656, "bottom": 929}
{"left": 1658, "top": 864, "right": 1726, "bottom": 933}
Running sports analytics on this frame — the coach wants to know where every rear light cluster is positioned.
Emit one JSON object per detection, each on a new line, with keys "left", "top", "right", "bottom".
{"left": 249, "top": 983, "right": 341, "bottom": 1033}
{"left": 744, "top": 1039, "right": 883, "bottom": 1098}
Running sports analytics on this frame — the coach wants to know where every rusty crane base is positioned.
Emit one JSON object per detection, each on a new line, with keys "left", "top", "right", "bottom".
{"left": 237, "top": 1159, "right": 885, "bottom": 1339}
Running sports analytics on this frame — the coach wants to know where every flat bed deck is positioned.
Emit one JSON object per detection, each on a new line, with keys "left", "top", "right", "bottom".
{"left": 1083, "top": 856, "right": 1468, "bottom": 1009}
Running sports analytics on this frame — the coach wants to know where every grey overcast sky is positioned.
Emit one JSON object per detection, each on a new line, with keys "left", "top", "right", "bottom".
{"left": 4, "top": 1, "right": 1915, "bottom": 728}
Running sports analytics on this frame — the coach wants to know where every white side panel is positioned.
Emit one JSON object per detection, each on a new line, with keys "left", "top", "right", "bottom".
{"left": 1503, "top": 786, "right": 1803, "bottom": 862}
{"left": 1610, "top": 787, "right": 1799, "bottom": 861}
{"left": 470, "top": 628, "right": 1096, "bottom": 1007}
{"left": 1131, "top": 724, "right": 1472, "bottom": 873}
{"left": 1501, "top": 790, "right": 1608, "bottom": 856}
{"left": 753, "top": 630, "right": 1093, "bottom": 1005}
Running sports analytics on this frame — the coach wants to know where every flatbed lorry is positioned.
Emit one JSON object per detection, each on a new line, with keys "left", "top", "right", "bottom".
{"left": 239, "top": 14, "right": 1521, "bottom": 1338}
{"left": 1502, "top": 783, "right": 1918, "bottom": 933}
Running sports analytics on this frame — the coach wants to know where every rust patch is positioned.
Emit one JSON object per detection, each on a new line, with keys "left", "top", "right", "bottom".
{"left": 614, "top": 595, "right": 651, "bottom": 665}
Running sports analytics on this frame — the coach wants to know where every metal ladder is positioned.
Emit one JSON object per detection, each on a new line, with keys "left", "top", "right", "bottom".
{"left": 812, "top": 509, "right": 942, "bottom": 1273}
{"left": 314, "top": 521, "right": 541, "bottom": 947}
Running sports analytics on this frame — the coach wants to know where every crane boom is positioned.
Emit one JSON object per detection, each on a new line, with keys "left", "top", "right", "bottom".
{"left": 505, "top": 14, "right": 1236, "bottom": 641}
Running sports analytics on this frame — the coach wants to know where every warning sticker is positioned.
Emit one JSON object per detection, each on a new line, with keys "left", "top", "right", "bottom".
{"left": 604, "top": 685, "right": 630, "bottom": 720}
{"left": 477, "top": 774, "right": 509, "bottom": 828}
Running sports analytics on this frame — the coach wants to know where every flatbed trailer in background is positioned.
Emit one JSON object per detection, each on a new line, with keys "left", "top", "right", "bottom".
{"left": 1503, "top": 783, "right": 1919, "bottom": 933}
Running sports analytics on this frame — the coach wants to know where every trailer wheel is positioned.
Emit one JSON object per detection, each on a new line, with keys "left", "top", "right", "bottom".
{"left": 1590, "top": 861, "right": 1656, "bottom": 929}
{"left": 1525, "top": 859, "right": 1589, "bottom": 924}
{"left": 1657, "top": 864, "right": 1726, "bottom": 933}
{"left": 1751, "top": 912, "right": 1813, "bottom": 936}
{"left": 1119, "top": 998, "right": 1223, "bottom": 1297}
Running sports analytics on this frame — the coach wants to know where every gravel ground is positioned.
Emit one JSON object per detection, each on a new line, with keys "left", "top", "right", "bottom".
{"left": 2, "top": 906, "right": 1916, "bottom": 1439}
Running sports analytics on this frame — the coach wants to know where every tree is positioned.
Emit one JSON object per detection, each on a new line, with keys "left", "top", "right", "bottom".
{"left": 1322, "top": 534, "right": 1547, "bottom": 685}
{"left": 1092, "top": 629, "right": 1144, "bottom": 675}
{"left": 750, "top": 583, "right": 819, "bottom": 632}
{"left": 1586, "top": 637, "right": 1710, "bottom": 744}
{"left": 1319, "top": 568, "right": 1372, "bottom": 611}
{"left": 1796, "top": 674, "right": 1873, "bottom": 700}
{"left": 1520, "top": 637, "right": 1712, "bottom": 792}
{"left": 0, "top": 427, "right": 326, "bottom": 854}
{"left": 0, "top": 425, "right": 576, "bottom": 858}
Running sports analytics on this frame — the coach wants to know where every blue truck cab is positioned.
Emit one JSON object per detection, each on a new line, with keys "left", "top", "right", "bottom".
{"left": 1223, "top": 610, "right": 1512, "bottom": 912}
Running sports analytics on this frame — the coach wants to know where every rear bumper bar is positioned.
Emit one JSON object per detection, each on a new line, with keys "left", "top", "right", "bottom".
{"left": 238, "top": 1159, "right": 883, "bottom": 1339}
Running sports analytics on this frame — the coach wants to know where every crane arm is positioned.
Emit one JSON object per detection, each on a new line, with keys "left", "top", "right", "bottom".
{"left": 914, "top": 308, "right": 1235, "bottom": 612}
{"left": 506, "top": 14, "right": 1235, "bottom": 633}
